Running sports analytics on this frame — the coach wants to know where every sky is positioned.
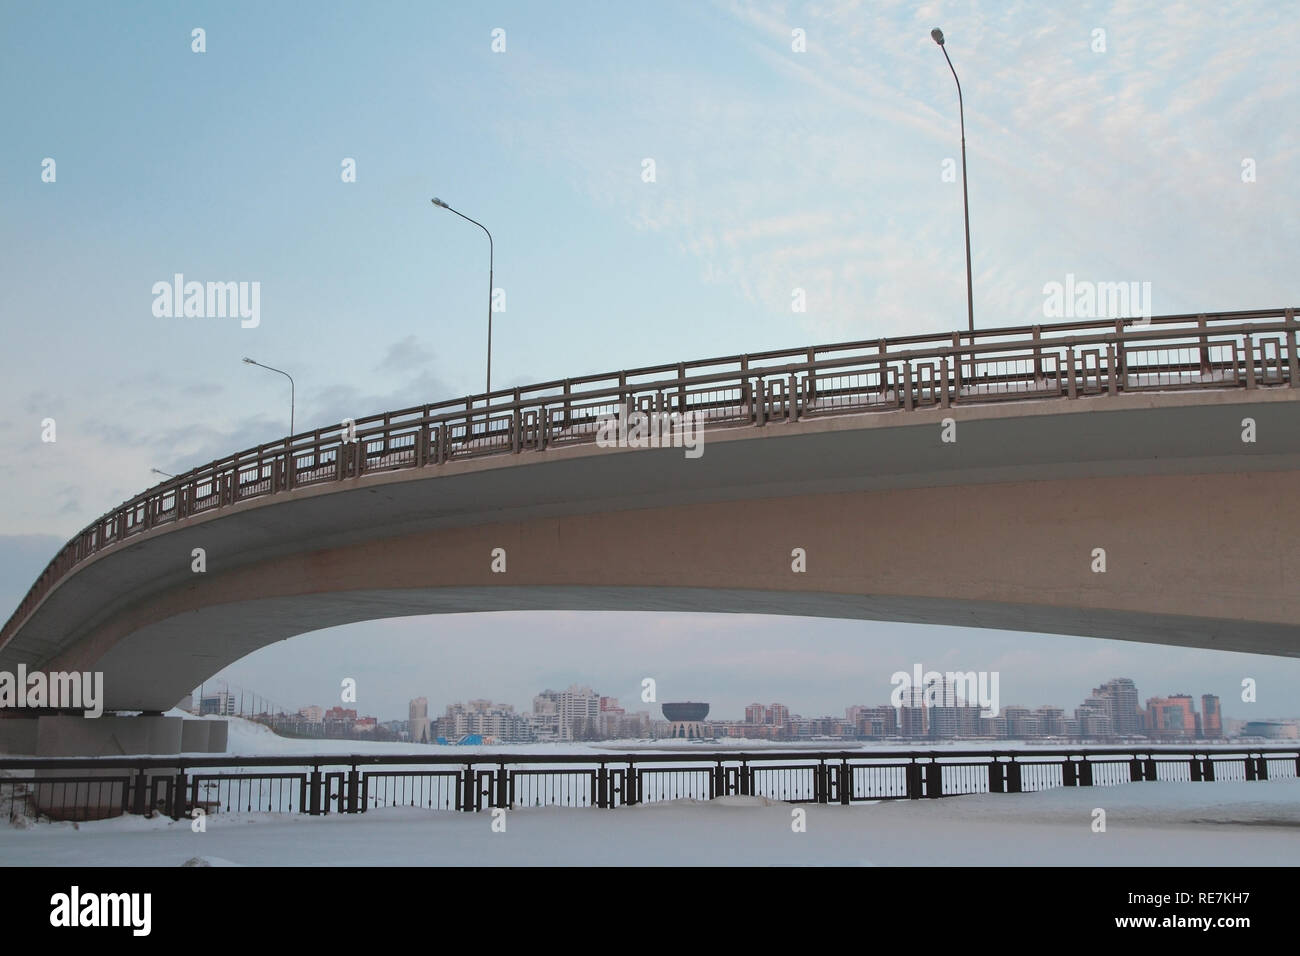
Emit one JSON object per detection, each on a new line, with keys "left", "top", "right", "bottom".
{"left": 2, "top": 0, "right": 1298, "bottom": 723}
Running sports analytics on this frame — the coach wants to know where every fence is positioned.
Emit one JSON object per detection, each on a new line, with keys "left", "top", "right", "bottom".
{"left": 3, "top": 746, "right": 1296, "bottom": 821}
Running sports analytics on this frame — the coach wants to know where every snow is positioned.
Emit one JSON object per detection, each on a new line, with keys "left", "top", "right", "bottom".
{"left": 3, "top": 716, "right": 1297, "bottom": 865}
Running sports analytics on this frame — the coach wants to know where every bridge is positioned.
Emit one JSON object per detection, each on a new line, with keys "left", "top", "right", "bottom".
{"left": 1, "top": 308, "right": 1298, "bottom": 753}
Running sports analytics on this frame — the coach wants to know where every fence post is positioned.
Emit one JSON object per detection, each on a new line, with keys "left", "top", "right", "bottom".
{"left": 902, "top": 361, "right": 914, "bottom": 411}
{"left": 839, "top": 761, "right": 851, "bottom": 805}
{"left": 1143, "top": 756, "right": 1157, "bottom": 781}
{"left": 940, "top": 357, "right": 951, "bottom": 408}
{"left": 906, "top": 760, "right": 923, "bottom": 799}
{"left": 1203, "top": 756, "right": 1216, "bottom": 782}
{"left": 132, "top": 767, "right": 149, "bottom": 815}
{"left": 1286, "top": 309, "right": 1298, "bottom": 387}
{"left": 497, "top": 763, "right": 509, "bottom": 809}
{"left": 308, "top": 767, "right": 323, "bottom": 815}
{"left": 627, "top": 762, "right": 639, "bottom": 805}
{"left": 597, "top": 763, "right": 609, "bottom": 809}
{"left": 1107, "top": 345, "right": 1118, "bottom": 395}
{"left": 1066, "top": 348, "right": 1078, "bottom": 399}
{"left": 1189, "top": 754, "right": 1203, "bottom": 782}
{"left": 739, "top": 760, "right": 751, "bottom": 796}
{"left": 1006, "top": 759, "right": 1022, "bottom": 794}
{"left": 1198, "top": 313, "right": 1210, "bottom": 376}
{"left": 1079, "top": 756, "right": 1093, "bottom": 787}
{"left": 1129, "top": 756, "right": 1144, "bottom": 782}
{"left": 988, "top": 758, "right": 1005, "bottom": 793}
{"left": 925, "top": 761, "right": 943, "bottom": 798}
{"left": 1244, "top": 335, "right": 1257, "bottom": 389}
{"left": 346, "top": 763, "right": 360, "bottom": 813}
{"left": 462, "top": 765, "right": 477, "bottom": 810}
{"left": 1062, "top": 758, "right": 1077, "bottom": 787}
{"left": 1255, "top": 755, "right": 1269, "bottom": 781}
{"left": 171, "top": 770, "right": 187, "bottom": 819}
{"left": 1245, "top": 754, "right": 1257, "bottom": 781}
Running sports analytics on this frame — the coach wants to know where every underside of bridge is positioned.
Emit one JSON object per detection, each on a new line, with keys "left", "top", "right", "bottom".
{"left": 1, "top": 388, "right": 1297, "bottom": 721}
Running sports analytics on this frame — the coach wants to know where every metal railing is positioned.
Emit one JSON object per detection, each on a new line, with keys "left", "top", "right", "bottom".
{"left": 3, "top": 307, "right": 1297, "bottom": 647}
{"left": 2, "top": 745, "right": 1296, "bottom": 821}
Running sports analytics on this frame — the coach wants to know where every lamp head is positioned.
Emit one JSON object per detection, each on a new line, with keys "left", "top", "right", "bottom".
{"left": 931, "top": 28, "right": 945, "bottom": 45}
{"left": 431, "top": 197, "right": 448, "bottom": 208}
{"left": 242, "top": 357, "right": 256, "bottom": 364}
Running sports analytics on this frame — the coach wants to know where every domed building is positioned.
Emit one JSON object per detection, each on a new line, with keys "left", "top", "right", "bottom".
{"left": 662, "top": 702, "right": 710, "bottom": 739}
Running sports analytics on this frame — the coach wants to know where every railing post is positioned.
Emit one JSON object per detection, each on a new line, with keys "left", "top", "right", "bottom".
{"left": 755, "top": 378, "right": 766, "bottom": 426}
{"left": 950, "top": 333, "right": 962, "bottom": 395}
{"left": 1286, "top": 309, "right": 1298, "bottom": 387}
{"left": 308, "top": 767, "right": 323, "bottom": 815}
{"left": 1079, "top": 756, "right": 1093, "bottom": 787}
{"left": 1203, "top": 755, "right": 1216, "bottom": 782}
{"left": 1114, "top": 319, "right": 1127, "bottom": 389}
{"left": 839, "top": 760, "right": 851, "bottom": 805}
{"left": 902, "top": 361, "right": 914, "bottom": 411}
{"left": 816, "top": 760, "right": 828, "bottom": 804}
{"left": 1129, "top": 756, "right": 1144, "bottom": 782}
{"left": 787, "top": 374, "right": 797, "bottom": 422}
{"left": 462, "top": 764, "right": 477, "bottom": 810}
{"left": 1006, "top": 759, "right": 1022, "bottom": 794}
{"left": 497, "top": 762, "right": 510, "bottom": 808}
{"left": 1198, "top": 313, "right": 1210, "bottom": 376}
{"left": 1244, "top": 754, "right": 1257, "bottom": 781}
{"left": 1032, "top": 325, "right": 1043, "bottom": 382}
{"left": 925, "top": 760, "right": 943, "bottom": 798}
{"left": 1189, "top": 754, "right": 1203, "bottom": 782}
{"left": 132, "top": 767, "right": 149, "bottom": 815}
{"left": 739, "top": 760, "right": 751, "bottom": 796}
{"left": 988, "top": 758, "right": 1005, "bottom": 793}
{"left": 626, "top": 762, "right": 639, "bottom": 805}
{"left": 171, "top": 770, "right": 187, "bottom": 819}
{"left": 1062, "top": 758, "right": 1077, "bottom": 787}
{"left": 346, "top": 763, "right": 360, "bottom": 813}
{"left": 1244, "top": 334, "right": 1256, "bottom": 389}
{"left": 597, "top": 763, "right": 609, "bottom": 809}
{"left": 906, "top": 759, "right": 923, "bottom": 799}
{"left": 1143, "top": 755, "right": 1157, "bottom": 781}
{"left": 1255, "top": 754, "right": 1269, "bottom": 781}
{"left": 1107, "top": 344, "right": 1118, "bottom": 396}
{"left": 940, "top": 357, "right": 950, "bottom": 408}
{"left": 1066, "top": 348, "right": 1078, "bottom": 399}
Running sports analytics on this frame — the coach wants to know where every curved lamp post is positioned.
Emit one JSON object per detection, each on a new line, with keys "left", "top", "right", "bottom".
{"left": 242, "top": 357, "right": 295, "bottom": 437}
{"left": 932, "top": 28, "right": 975, "bottom": 334}
{"left": 431, "top": 197, "right": 495, "bottom": 395}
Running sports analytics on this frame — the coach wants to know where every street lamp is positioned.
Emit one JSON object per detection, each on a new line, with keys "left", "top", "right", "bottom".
{"left": 242, "top": 357, "right": 295, "bottom": 436}
{"left": 431, "top": 197, "right": 495, "bottom": 395}
{"left": 931, "top": 27, "right": 975, "bottom": 333}
{"left": 150, "top": 468, "right": 174, "bottom": 479}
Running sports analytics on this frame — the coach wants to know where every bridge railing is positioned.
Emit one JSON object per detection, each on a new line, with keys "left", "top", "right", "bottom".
{"left": 3, "top": 746, "right": 1295, "bottom": 821}
{"left": 3, "top": 308, "right": 1297, "bottom": 646}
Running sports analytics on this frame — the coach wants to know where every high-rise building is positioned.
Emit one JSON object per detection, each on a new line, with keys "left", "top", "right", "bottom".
{"left": 533, "top": 685, "right": 602, "bottom": 741}
{"left": 1091, "top": 678, "right": 1141, "bottom": 736}
{"left": 409, "top": 697, "right": 430, "bottom": 744}
{"left": 1200, "top": 695, "right": 1222, "bottom": 738}
{"left": 1146, "top": 695, "right": 1197, "bottom": 739}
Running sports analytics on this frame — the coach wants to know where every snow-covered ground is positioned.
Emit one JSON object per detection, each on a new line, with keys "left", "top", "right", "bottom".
{"left": 3, "top": 779, "right": 1297, "bottom": 867}
{"left": 3, "top": 717, "right": 1297, "bottom": 866}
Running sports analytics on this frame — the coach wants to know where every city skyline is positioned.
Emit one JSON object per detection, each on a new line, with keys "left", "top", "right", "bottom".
{"left": 195, "top": 668, "right": 1290, "bottom": 733}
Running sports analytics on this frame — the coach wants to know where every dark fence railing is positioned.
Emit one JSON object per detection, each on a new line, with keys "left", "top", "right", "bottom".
{"left": 2, "top": 307, "right": 1297, "bottom": 646}
{"left": 3, "top": 746, "right": 1296, "bottom": 821}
